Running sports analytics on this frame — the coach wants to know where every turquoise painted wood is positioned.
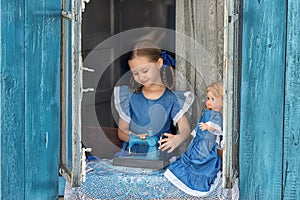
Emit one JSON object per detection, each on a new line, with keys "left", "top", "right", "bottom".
{"left": 0, "top": 0, "right": 61, "bottom": 199}
{"left": 240, "top": 0, "right": 286, "bottom": 199}
{"left": 24, "top": 0, "right": 61, "bottom": 199}
{"left": 283, "top": 1, "right": 300, "bottom": 200}
{"left": 1, "top": 0, "right": 300, "bottom": 199}
{"left": 0, "top": 0, "right": 26, "bottom": 198}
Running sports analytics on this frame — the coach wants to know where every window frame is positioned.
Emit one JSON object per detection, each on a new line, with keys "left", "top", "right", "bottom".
{"left": 60, "top": 0, "right": 86, "bottom": 187}
{"left": 223, "top": 0, "right": 240, "bottom": 188}
{"left": 59, "top": 0, "right": 241, "bottom": 189}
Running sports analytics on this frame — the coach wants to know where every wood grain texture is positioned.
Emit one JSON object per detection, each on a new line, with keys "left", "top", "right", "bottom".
{"left": 283, "top": 1, "right": 300, "bottom": 199}
{"left": 240, "top": 0, "right": 286, "bottom": 199}
{"left": 0, "top": 0, "right": 26, "bottom": 198}
{"left": 23, "top": 0, "right": 61, "bottom": 199}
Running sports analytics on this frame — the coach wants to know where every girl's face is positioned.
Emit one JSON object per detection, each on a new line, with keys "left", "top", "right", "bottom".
{"left": 206, "top": 91, "right": 223, "bottom": 112}
{"left": 128, "top": 56, "right": 163, "bottom": 88}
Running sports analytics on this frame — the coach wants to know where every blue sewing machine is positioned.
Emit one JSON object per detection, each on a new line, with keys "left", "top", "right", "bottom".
{"left": 113, "top": 129, "right": 170, "bottom": 169}
{"left": 128, "top": 129, "right": 159, "bottom": 160}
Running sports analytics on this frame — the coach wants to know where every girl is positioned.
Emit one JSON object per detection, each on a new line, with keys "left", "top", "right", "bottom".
{"left": 164, "top": 82, "right": 223, "bottom": 197}
{"left": 114, "top": 40, "right": 194, "bottom": 155}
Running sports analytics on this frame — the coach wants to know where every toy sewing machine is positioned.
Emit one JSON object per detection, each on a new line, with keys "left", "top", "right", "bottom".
{"left": 113, "top": 129, "right": 170, "bottom": 169}
{"left": 128, "top": 130, "right": 159, "bottom": 160}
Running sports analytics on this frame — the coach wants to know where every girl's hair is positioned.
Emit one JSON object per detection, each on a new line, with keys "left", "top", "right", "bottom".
{"left": 129, "top": 40, "right": 175, "bottom": 91}
{"left": 206, "top": 82, "right": 223, "bottom": 98}
{"left": 129, "top": 40, "right": 162, "bottom": 62}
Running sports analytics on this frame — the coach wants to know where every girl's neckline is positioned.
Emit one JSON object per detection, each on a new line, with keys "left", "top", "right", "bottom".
{"left": 140, "top": 86, "right": 167, "bottom": 100}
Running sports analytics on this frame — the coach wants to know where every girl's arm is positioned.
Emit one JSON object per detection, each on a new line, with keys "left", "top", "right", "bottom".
{"left": 158, "top": 114, "right": 191, "bottom": 153}
{"left": 118, "top": 118, "right": 148, "bottom": 141}
{"left": 118, "top": 118, "right": 130, "bottom": 142}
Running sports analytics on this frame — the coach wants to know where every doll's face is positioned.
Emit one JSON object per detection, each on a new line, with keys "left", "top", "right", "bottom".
{"left": 206, "top": 91, "right": 223, "bottom": 112}
{"left": 128, "top": 56, "right": 163, "bottom": 87}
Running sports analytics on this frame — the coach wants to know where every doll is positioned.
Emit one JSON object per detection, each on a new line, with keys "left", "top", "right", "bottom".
{"left": 164, "top": 82, "right": 223, "bottom": 197}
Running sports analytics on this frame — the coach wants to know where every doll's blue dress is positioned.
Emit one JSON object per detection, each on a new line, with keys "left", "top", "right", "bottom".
{"left": 164, "top": 109, "right": 222, "bottom": 197}
{"left": 114, "top": 85, "right": 194, "bottom": 154}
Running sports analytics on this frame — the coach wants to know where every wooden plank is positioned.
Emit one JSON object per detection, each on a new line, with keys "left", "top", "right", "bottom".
{"left": 24, "top": 0, "right": 61, "bottom": 199}
{"left": 240, "top": 0, "right": 286, "bottom": 199}
{"left": 70, "top": 0, "right": 83, "bottom": 187}
{"left": 283, "top": 0, "right": 300, "bottom": 199}
{"left": 0, "top": 0, "right": 26, "bottom": 198}
{"left": 223, "top": 0, "right": 240, "bottom": 188}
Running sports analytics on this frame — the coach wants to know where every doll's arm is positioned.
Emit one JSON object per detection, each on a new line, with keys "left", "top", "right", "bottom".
{"left": 199, "top": 122, "right": 215, "bottom": 131}
{"left": 199, "top": 121, "right": 222, "bottom": 135}
{"left": 158, "top": 114, "right": 191, "bottom": 153}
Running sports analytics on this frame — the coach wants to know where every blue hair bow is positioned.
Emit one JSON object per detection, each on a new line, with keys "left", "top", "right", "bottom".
{"left": 161, "top": 51, "right": 176, "bottom": 68}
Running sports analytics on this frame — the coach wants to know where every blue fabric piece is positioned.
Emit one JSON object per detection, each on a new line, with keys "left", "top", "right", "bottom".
{"left": 167, "top": 110, "right": 222, "bottom": 192}
{"left": 115, "top": 85, "right": 133, "bottom": 123}
{"left": 172, "top": 91, "right": 193, "bottom": 113}
{"left": 161, "top": 51, "right": 176, "bottom": 67}
{"left": 82, "top": 159, "right": 191, "bottom": 199}
{"left": 87, "top": 156, "right": 98, "bottom": 162}
{"left": 64, "top": 158, "right": 232, "bottom": 200}
{"left": 114, "top": 85, "right": 193, "bottom": 154}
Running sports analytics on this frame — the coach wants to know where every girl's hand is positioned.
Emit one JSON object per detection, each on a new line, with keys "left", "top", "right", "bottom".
{"left": 159, "top": 115, "right": 191, "bottom": 153}
{"left": 158, "top": 133, "right": 176, "bottom": 153}
{"left": 199, "top": 122, "right": 208, "bottom": 130}
{"left": 138, "top": 133, "right": 148, "bottom": 140}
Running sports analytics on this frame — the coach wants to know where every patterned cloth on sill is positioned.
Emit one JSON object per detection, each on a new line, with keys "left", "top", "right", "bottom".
{"left": 64, "top": 158, "right": 239, "bottom": 200}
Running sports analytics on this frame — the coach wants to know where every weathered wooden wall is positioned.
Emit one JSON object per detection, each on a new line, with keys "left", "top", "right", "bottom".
{"left": 240, "top": 0, "right": 300, "bottom": 199}
{"left": 283, "top": 1, "right": 300, "bottom": 199}
{"left": 1, "top": 0, "right": 299, "bottom": 199}
{"left": 0, "top": 0, "right": 61, "bottom": 199}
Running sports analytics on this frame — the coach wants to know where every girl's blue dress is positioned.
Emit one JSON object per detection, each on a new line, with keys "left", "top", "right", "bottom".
{"left": 164, "top": 109, "right": 222, "bottom": 197}
{"left": 114, "top": 85, "right": 194, "bottom": 154}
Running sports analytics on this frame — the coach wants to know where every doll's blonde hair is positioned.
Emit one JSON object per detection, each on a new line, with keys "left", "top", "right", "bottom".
{"left": 206, "top": 82, "right": 223, "bottom": 98}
